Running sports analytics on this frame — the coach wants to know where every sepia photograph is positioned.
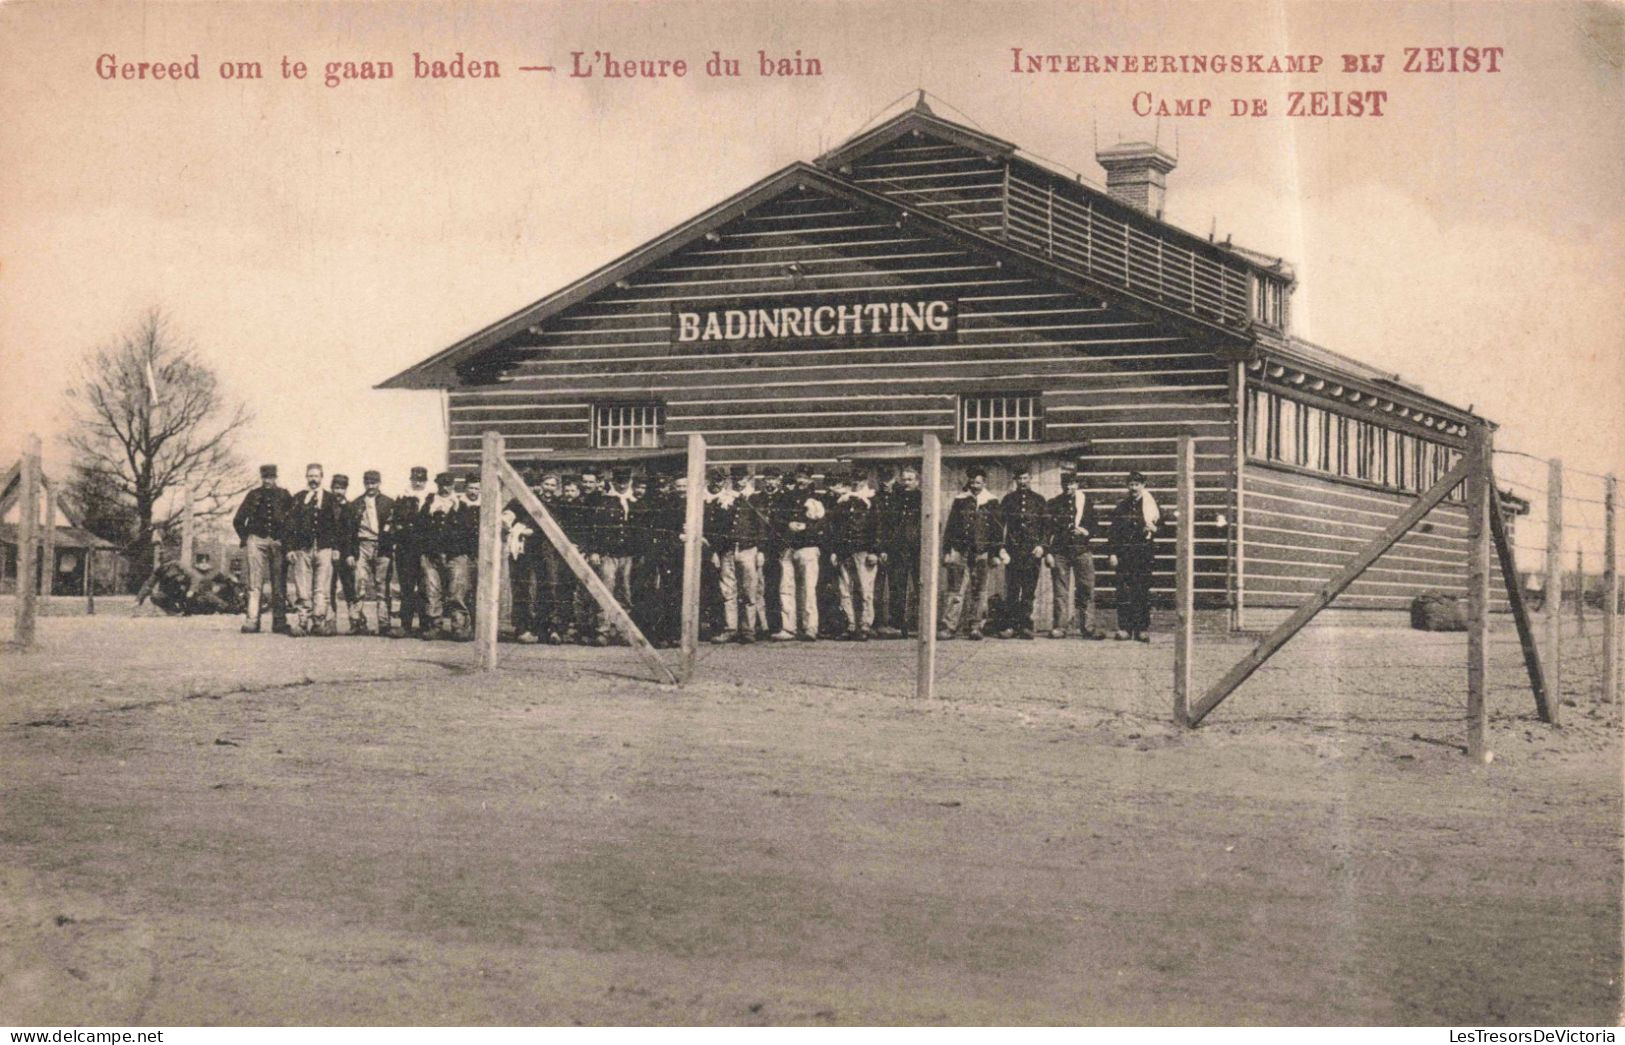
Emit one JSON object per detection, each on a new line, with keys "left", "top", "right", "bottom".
{"left": 1, "top": 0, "right": 1621, "bottom": 1028}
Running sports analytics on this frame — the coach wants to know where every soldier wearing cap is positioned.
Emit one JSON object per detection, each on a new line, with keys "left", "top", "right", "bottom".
{"left": 998, "top": 463, "right": 1049, "bottom": 640}
{"left": 1107, "top": 470, "right": 1162, "bottom": 642}
{"left": 940, "top": 464, "right": 1005, "bottom": 640}
{"left": 591, "top": 466, "right": 638, "bottom": 643}
{"left": 875, "top": 464, "right": 922, "bottom": 638}
{"left": 283, "top": 462, "right": 345, "bottom": 636}
{"left": 502, "top": 467, "right": 544, "bottom": 643}
{"left": 417, "top": 470, "right": 463, "bottom": 638}
{"left": 387, "top": 466, "right": 430, "bottom": 637}
{"left": 232, "top": 463, "right": 292, "bottom": 634}
{"left": 1046, "top": 466, "right": 1104, "bottom": 639}
{"left": 778, "top": 464, "right": 827, "bottom": 640}
{"left": 345, "top": 469, "right": 394, "bottom": 636}
{"left": 550, "top": 474, "right": 590, "bottom": 641}
{"left": 326, "top": 473, "right": 359, "bottom": 631}
{"left": 827, "top": 470, "right": 879, "bottom": 640}
{"left": 447, "top": 471, "right": 482, "bottom": 640}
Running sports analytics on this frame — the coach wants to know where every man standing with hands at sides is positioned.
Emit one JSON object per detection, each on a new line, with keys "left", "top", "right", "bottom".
{"left": 1108, "top": 470, "right": 1162, "bottom": 642}
{"left": 387, "top": 466, "right": 430, "bottom": 638}
{"left": 828, "top": 471, "right": 879, "bottom": 641}
{"left": 781, "top": 465, "right": 826, "bottom": 641}
{"left": 593, "top": 467, "right": 638, "bottom": 645}
{"left": 346, "top": 470, "right": 394, "bottom": 637}
{"left": 998, "top": 463, "right": 1049, "bottom": 640}
{"left": 283, "top": 462, "right": 345, "bottom": 637}
{"left": 1046, "top": 467, "right": 1105, "bottom": 639}
{"left": 417, "top": 470, "right": 462, "bottom": 640}
{"left": 940, "top": 465, "right": 1004, "bottom": 641}
{"left": 875, "top": 465, "right": 922, "bottom": 639}
{"left": 327, "top": 473, "right": 359, "bottom": 631}
{"left": 233, "top": 463, "right": 292, "bottom": 634}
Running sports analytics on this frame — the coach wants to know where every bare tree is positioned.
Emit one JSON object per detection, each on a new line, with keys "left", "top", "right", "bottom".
{"left": 62, "top": 309, "right": 254, "bottom": 581}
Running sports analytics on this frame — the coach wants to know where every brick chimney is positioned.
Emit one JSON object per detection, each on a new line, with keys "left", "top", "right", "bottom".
{"left": 1095, "top": 141, "right": 1177, "bottom": 218}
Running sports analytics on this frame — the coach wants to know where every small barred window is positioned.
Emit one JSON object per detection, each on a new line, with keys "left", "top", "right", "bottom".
{"left": 958, "top": 393, "right": 1041, "bottom": 443}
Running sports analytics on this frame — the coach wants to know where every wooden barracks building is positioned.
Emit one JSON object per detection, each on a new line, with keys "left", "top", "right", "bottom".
{"left": 380, "top": 98, "right": 1497, "bottom": 619}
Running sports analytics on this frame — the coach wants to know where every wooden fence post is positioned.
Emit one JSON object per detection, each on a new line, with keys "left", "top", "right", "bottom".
{"left": 1465, "top": 425, "right": 1491, "bottom": 762}
{"left": 86, "top": 548, "right": 96, "bottom": 615}
{"left": 476, "top": 431, "right": 504, "bottom": 670}
{"left": 1605, "top": 474, "right": 1618, "bottom": 703}
{"left": 679, "top": 434, "right": 707, "bottom": 684}
{"left": 15, "top": 435, "right": 41, "bottom": 646}
{"left": 41, "top": 481, "right": 56, "bottom": 596}
{"left": 1174, "top": 431, "right": 1195, "bottom": 726}
{"left": 916, "top": 434, "right": 943, "bottom": 701}
{"left": 1546, "top": 458, "right": 1563, "bottom": 723}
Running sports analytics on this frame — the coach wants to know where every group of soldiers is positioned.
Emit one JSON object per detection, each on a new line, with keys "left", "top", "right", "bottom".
{"left": 230, "top": 457, "right": 1167, "bottom": 645}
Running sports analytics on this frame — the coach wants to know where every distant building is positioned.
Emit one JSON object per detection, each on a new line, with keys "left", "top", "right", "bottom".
{"left": 1, "top": 468, "right": 125, "bottom": 596}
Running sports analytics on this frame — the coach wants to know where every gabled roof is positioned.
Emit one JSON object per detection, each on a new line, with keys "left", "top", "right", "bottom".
{"left": 377, "top": 159, "right": 1256, "bottom": 390}
{"left": 814, "top": 94, "right": 1017, "bottom": 171}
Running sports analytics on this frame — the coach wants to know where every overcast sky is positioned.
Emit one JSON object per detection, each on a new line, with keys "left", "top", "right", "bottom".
{"left": 2, "top": 1, "right": 1621, "bottom": 527}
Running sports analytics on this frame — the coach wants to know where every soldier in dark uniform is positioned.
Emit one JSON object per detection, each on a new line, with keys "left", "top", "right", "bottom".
{"left": 327, "top": 473, "right": 360, "bottom": 631}
{"left": 779, "top": 466, "right": 826, "bottom": 641}
{"left": 637, "top": 473, "right": 687, "bottom": 648}
{"left": 998, "top": 463, "right": 1049, "bottom": 639}
{"left": 940, "top": 465, "right": 1004, "bottom": 640}
{"left": 572, "top": 467, "right": 607, "bottom": 642}
{"left": 388, "top": 466, "right": 430, "bottom": 637}
{"left": 345, "top": 470, "right": 394, "bottom": 636}
{"left": 754, "top": 468, "right": 788, "bottom": 638}
{"left": 593, "top": 467, "right": 638, "bottom": 644}
{"left": 1108, "top": 470, "right": 1162, "bottom": 642}
{"left": 1045, "top": 468, "right": 1104, "bottom": 639}
{"left": 232, "top": 463, "right": 291, "bottom": 634}
{"left": 283, "top": 463, "right": 346, "bottom": 636}
{"left": 876, "top": 464, "right": 922, "bottom": 638}
{"left": 502, "top": 467, "right": 545, "bottom": 644}
{"left": 827, "top": 471, "right": 879, "bottom": 641}
{"left": 448, "top": 472, "right": 482, "bottom": 640}
{"left": 549, "top": 475, "right": 585, "bottom": 642}
{"left": 417, "top": 470, "right": 463, "bottom": 639}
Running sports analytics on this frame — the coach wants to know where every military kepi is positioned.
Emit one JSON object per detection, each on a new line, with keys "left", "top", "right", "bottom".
{"left": 259, "top": 464, "right": 278, "bottom": 478}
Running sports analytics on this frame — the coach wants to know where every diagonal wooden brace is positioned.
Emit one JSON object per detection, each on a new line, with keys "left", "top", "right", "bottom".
{"left": 1486, "top": 460, "right": 1553, "bottom": 723}
{"left": 494, "top": 455, "right": 677, "bottom": 685}
{"left": 1188, "top": 452, "right": 1477, "bottom": 726}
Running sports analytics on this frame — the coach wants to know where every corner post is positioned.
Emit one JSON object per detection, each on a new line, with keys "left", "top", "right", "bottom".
{"left": 1604, "top": 474, "right": 1618, "bottom": 703}
{"left": 1465, "top": 425, "right": 1491, "bottom": 763}
{"left": 476, "top": 431, "right": 504, "bottom": 670}
{"left": 1546, "top": 458, "right": 1564, "bottom": 723}
{"left": 1174, "top": 431, "right": 1195, "bottom": 726}
{"left": 916, "top": 434, "right": 943, "bottom": 700}
{"left": 15, "top": 434, "right": 41, "bottom": 646}
{"left": 679, "top": 433, "right": 707, "bottom": 684}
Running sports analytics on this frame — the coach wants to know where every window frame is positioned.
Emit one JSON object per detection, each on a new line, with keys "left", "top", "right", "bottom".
{"left": 591, "top": 401, "right": 666, "bottom": 449}
{"left": 957, "top": 392, "right": 1043, "bottom": 444}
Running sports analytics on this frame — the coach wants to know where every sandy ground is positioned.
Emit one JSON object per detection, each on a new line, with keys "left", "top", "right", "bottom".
{"left": 1, "top": 599, "right": 1619, "bottom": 1025}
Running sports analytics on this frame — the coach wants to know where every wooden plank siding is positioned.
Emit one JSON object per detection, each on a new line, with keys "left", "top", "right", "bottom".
{"left": 444, "top": 184, "right": 1238, "bottom": 608}
{"left": 1241, "top": 462, "right": 1511, "bottom": 612}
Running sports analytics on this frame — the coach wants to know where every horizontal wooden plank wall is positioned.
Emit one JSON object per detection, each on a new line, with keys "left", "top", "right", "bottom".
{"left": 445, "top": 183, "right": 1238, "bottom": 608}
{"left": 1241, "top": 462, "right": 1512, "bottom": 612}
{"left": 843, "top": 139, "right": 1007, "bottom": 237}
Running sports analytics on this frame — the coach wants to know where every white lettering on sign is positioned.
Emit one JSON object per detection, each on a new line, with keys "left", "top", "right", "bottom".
{"left": 673, "top": 298, "right": 956, "bottom": 344}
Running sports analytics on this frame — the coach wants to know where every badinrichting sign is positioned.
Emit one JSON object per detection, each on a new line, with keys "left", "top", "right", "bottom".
{"left": 671, "top": 294, "right": 957, "bottom": 350}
